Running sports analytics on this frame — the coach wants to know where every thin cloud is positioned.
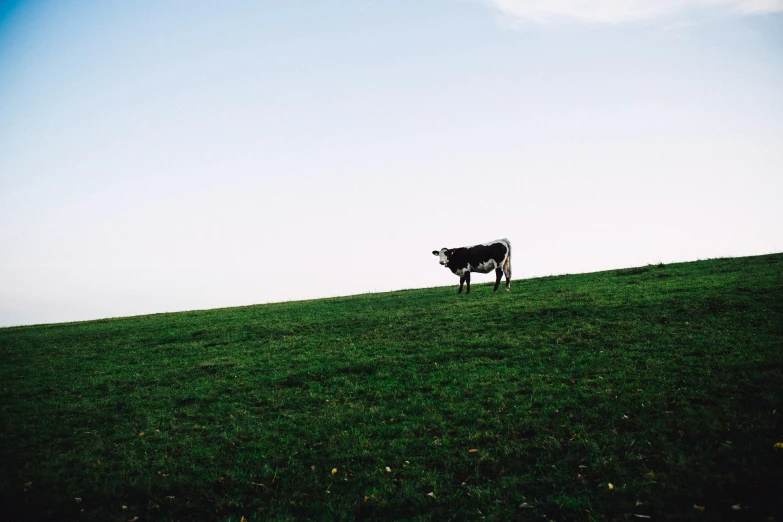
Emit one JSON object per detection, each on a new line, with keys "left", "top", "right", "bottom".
{"left": 359, "top": 0, "right": 377, "bottom": 12}
{"left": 489, "top": 0, "right": 783, "bottom": 25}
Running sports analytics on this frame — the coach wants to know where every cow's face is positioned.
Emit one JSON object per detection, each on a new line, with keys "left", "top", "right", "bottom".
{"left": 432, "top": 248, "right": 453, "bottom": 266}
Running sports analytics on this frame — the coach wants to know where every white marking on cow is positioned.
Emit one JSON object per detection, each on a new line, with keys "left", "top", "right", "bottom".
{"left": 474, "top": 259, "right": 498, "bottom": 273}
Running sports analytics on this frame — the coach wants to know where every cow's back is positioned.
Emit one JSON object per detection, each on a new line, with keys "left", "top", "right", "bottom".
{"left": 464, "top": 240, "right": 510, "bottom": 273}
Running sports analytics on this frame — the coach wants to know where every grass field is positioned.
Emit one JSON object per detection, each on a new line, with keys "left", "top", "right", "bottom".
{"left": 1, "top": 254, "right": 782, "bottom": 521}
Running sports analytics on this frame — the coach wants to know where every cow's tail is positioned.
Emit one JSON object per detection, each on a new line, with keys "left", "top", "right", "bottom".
{"left": 503, "top": 238, "right": 512, "bottom": 287}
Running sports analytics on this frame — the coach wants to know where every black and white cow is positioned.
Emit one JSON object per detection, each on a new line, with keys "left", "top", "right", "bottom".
{"left": 432, "top": 238, "right": 512, "bottom": 294}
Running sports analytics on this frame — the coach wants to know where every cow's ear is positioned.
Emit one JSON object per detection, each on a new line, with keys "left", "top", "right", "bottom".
{"left": 432, "top": 251, "right": 439, "bottom": 256}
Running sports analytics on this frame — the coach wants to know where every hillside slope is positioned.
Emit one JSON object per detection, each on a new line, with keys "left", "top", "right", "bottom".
{"left": 1, "top": 254, "right": 782, "bottom": 521}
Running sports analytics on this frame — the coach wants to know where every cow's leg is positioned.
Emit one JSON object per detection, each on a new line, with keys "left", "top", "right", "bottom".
{"left": 503, "top": 258, "right": 512, "bottom": 291}
{"left": 494, "top": 267, "right": 503, "bottom": 291}
{"left": 458, "top": 275, "right": 465, "bottom": 294}
{"left": 465, "top": 271, "right": 471, "bottom": 294}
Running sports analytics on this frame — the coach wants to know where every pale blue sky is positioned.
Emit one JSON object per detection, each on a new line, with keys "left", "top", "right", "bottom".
{"left": 1, "top": 0, "right": 782, "bottom": 326}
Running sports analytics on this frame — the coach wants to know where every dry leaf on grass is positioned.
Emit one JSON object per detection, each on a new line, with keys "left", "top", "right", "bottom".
{"left": 468, "top": 449, "right": 478, "bottom": 453}
{"left": 693, "top": 504, "right": 705, "bottom": 511}
{"left": 332, "top": 468, "right": 338, "bottom": 475}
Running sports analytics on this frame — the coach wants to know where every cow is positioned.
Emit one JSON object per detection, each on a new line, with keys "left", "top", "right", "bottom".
{"left": 432, "top": 238, "right": 512, "bottom": 294}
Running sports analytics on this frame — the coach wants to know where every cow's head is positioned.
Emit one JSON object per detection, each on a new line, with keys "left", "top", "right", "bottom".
{"left": 432, "top": 248, "right": 454, "bottom": 266}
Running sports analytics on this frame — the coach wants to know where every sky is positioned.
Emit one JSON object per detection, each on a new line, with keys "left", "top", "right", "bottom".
{"left": 1, "top": 0, "right": 782, "bottom": 327}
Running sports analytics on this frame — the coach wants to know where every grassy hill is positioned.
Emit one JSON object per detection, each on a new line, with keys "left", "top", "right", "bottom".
{"left": 1, "top": 254, "right": 782, "bottom": 521}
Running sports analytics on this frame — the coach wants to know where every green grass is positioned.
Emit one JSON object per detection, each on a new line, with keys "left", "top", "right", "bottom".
{"left": 1, "top": 254, "right": 782, "bottom": 521}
